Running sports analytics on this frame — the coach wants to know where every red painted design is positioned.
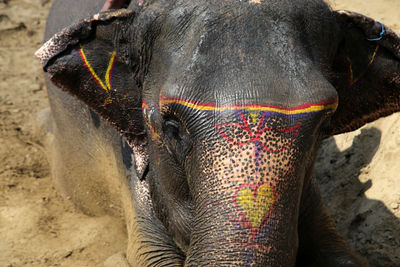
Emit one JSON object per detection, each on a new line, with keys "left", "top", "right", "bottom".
{"left": 160, "top": 96, "right": 338, "bottom": 115}
{"left": 77, "top": 47, "right": 117, "bottom": 106}
{"left": 215, "top": 111, "right": 301, "bottom": 153}
{"left": 142, "top": 101, "right": 149, "bottom": 110}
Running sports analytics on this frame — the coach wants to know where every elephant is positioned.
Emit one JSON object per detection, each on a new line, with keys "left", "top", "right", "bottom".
{"left": 36, "top": 0, "right": 400, "bottom": 266}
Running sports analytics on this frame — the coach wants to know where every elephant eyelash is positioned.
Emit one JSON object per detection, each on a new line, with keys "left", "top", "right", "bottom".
{"left": 165, "top": 119, "right": 180, "bottom": 129}
{"left": 161, "top": 106, "right": 185, "bottom": 121}
{"left": 161, "top": 108, "right": 190, "bottom": 134}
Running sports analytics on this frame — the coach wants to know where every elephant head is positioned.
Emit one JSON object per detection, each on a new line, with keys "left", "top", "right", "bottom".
{"left": 36, "top": 0, "right": 400, "bottom": 265}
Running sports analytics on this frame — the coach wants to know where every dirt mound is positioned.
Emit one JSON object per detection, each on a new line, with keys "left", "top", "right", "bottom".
{"left": 0, "top": 0, "right": 398, "bottom": 266}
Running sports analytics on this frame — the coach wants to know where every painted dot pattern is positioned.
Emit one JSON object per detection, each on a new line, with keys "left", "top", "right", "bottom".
{"left": 196, "top": 110, "right": 303, "bottom": 259}
{"left": 156, "top": 97, "right": 331, "bottom": 264}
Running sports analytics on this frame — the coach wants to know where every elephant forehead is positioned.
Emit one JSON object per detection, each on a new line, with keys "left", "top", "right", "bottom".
{"left": 199, "top": 132, "right": 299, "bottom": 184}
{"left": 153, "top": 0, "right": 339, "bottom": 106}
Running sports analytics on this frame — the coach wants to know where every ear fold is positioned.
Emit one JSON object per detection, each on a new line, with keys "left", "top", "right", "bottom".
{"left": 327, "top": 10, "right": 400, "bottom": 137}
{"left": 36, "top": 9, "right": 149, "bottom": 179}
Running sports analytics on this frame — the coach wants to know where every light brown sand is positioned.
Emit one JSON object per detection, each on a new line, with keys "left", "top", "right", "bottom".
{"left": 317, "top": 1, "right": 400, "bottom": 265}
{"left": 0, "top": 0, "right": 398, "bottom": 266}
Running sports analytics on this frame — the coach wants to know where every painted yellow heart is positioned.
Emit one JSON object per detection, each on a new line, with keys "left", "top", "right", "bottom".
{"left": 235, "top": 183, "right": 275, "bottom": 229}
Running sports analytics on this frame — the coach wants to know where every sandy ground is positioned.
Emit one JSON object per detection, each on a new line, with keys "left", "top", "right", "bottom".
{"left": 0, "top": 0, "right": 399, "bottom": 266}
{"left": 0, "top": 1, "right": 126, "bottom": 266}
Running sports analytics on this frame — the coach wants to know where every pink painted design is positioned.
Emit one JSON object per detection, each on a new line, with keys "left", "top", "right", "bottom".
{"left": 215, "top": 111, "right": 301, "bottom": 153}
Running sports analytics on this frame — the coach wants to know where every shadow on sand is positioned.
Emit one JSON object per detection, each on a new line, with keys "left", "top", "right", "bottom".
{"left": 315, "top": 127, "right": 400, "bottom": 266}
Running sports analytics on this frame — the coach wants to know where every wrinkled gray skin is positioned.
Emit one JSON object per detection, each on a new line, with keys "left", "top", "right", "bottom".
{"left": 39, "top": 0, "right": 400, "bottom": 266}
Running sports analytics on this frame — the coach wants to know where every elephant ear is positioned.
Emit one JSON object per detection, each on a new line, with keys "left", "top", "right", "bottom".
{"left": 327, "top": 10, "right": 400, "bottom": 137}
{"left": 35, "top": 9, "right": 149, "bottom": 179}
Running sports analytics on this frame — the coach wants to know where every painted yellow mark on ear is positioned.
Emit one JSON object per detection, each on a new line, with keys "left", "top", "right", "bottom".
{"left": 346, "top": 44, "right": 379, "bottom": 88}
{"left": 250, "top": 0, "right": 262, "bottom": 3}
{"left": 78, "top": 46, "right": 117, "bottom": 105}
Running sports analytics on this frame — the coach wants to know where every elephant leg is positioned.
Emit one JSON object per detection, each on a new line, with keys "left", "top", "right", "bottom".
{"left": 296, "top": 178, "right": 369, "bottom": 267}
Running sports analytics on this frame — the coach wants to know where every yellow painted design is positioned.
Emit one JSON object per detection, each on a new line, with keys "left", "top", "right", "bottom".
{"left": 250, "top": 112, "right": 260, "bottom": 123}
{"left": 106, "top": 51, "right": 117, "bottom": 91}
{"left": 79, "top": 45, "right": 117, "bottom": 94}
{"left": 347, "top": 44, "right": 379, "bottom": 87}
{"left": 160, "top": 98, "right": 338, "bottom": 115}
{"left": 237, "top": 184, "right": 275, "bottom": 228}
{"left": 153, "top": 132, "right": 160, "bottom": 140}
{"left": 104, "top": 96, "right": 113, "bottom": 104}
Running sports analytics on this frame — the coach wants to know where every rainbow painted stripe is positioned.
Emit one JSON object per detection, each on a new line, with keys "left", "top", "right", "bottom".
{"left": 77, "top": 46, "right": 117, "bottom": 105}
{"left": 160, "top": 96, "right": 338, "bottom": 117}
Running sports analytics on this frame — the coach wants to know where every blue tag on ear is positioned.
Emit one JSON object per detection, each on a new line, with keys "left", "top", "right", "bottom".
{"left": 367, "top": 21, "right": 385, "bottom": 41}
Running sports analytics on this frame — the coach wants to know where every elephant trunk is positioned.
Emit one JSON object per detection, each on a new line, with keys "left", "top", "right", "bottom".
{"left": 184, "top": 180, "right": 301, "bottom": 266}
{"left": 184, "top": 143, "right": 304, "bottom": 265}
{"left": 182, "top": 109, "right": 306, "bottom": 265}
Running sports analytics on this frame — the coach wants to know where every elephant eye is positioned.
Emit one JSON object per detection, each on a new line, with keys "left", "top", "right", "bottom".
{"left": 162, "top": 117, "right": 192, "bottom": 164}
{"left": 165, "top": 120, "right": 181, "bottom": 141}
